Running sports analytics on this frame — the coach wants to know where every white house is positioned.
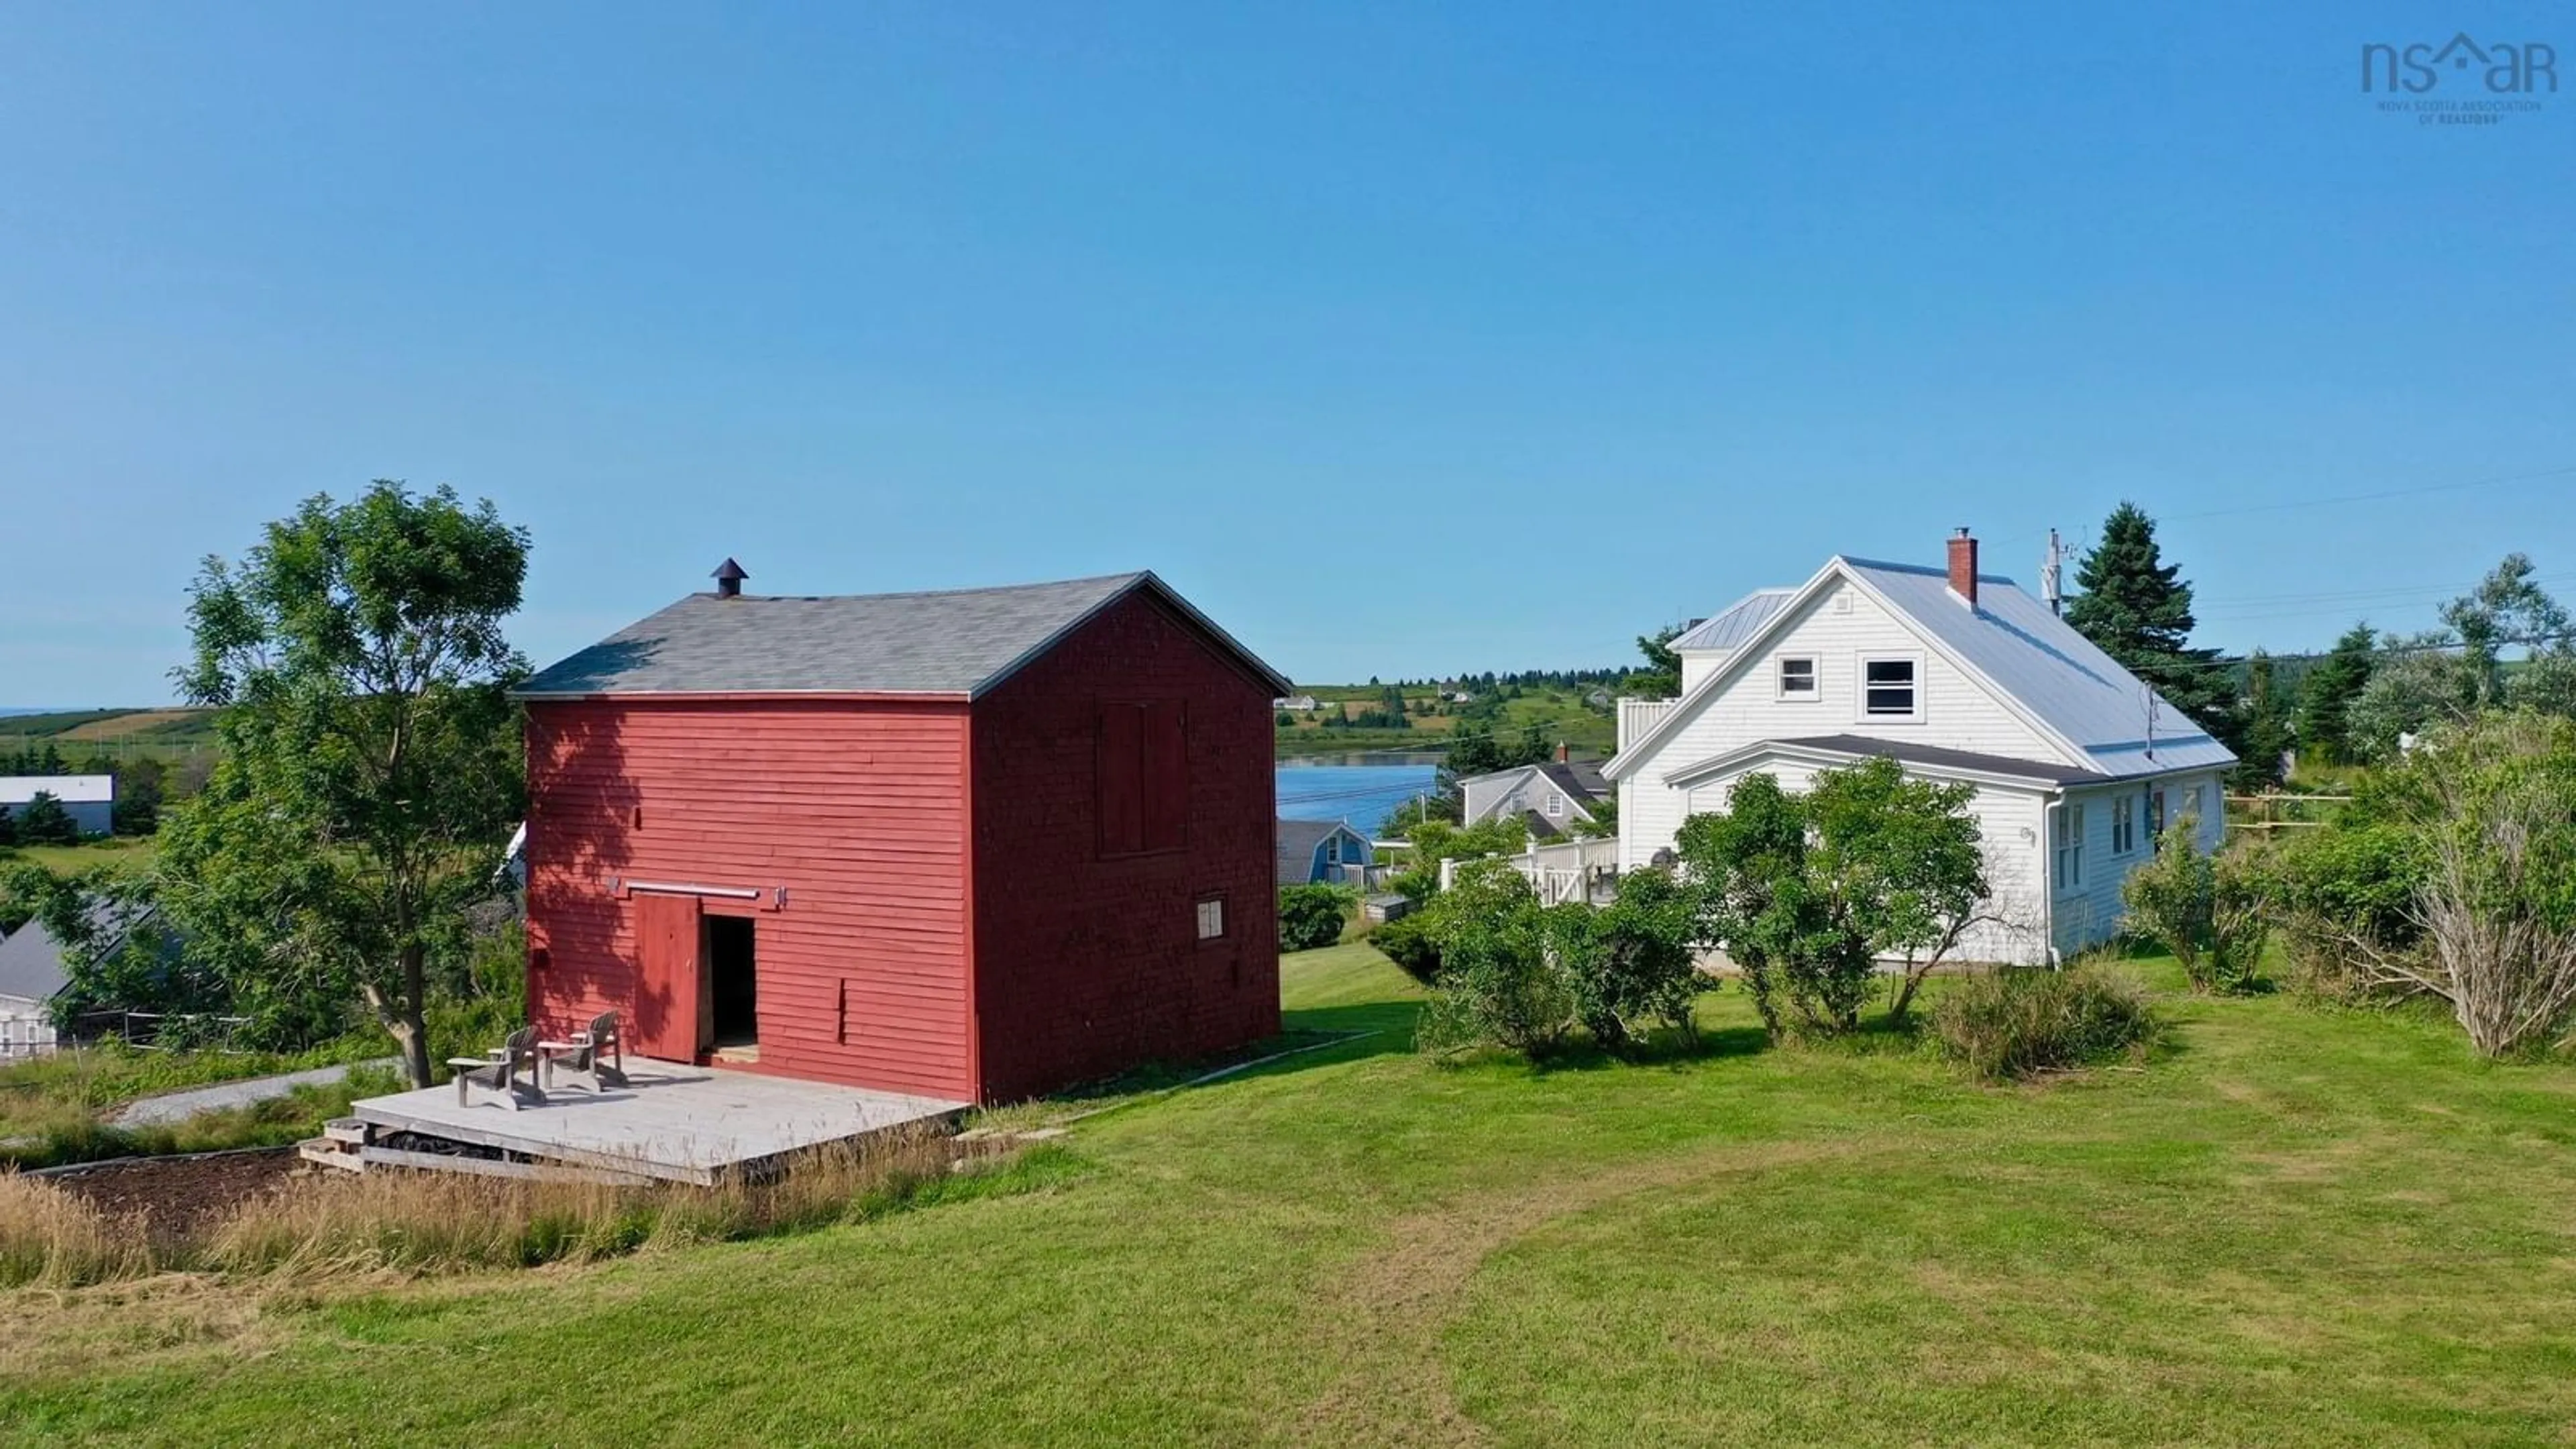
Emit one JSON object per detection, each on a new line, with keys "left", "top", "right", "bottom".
{"left": 1607, "top": 531, "right": 2233, "bottom": 963}
{"left": 0, "top": 915, "right": 76, "bottom": 1058}
{"left": 1456, "top": 750, "right": 1611, "bottom": 840}
{"left": 0, "top": 774, "right": 115, "bottom": 837}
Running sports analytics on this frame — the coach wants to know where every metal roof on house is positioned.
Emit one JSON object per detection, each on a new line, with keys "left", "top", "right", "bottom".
{"left": 0, "top": 902, "right": 152, "bottom": 1006}
{"left": 0, "top": 775, "right": 114, "bottom": 806}
{"left": 1670, "top": 589, "right": 1796, "bottom": 653}
{"left": 0, "top": 921, "right": 69, "bottom": 1006}
{"left": 517, "top": 571, "right": 1289, "bottom": 700}
{"left": 1609, "top": 554, "right": 2237, "bottom": 784}
{"left": 1837, "top": 558, "right": 2237, "bottom": 777}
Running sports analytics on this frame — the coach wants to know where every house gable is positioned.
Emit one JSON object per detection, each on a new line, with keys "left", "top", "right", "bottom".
{"left": 1611, "top": 564, "right": 2080, "bottom": 784}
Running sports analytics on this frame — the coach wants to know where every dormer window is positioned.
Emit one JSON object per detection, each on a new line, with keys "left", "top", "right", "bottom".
{"left": 1861, "top": 655, "right": 1920, "bottom": 719}
{"left": 1777, "top": 657, "right": 1817, "bottom": 700}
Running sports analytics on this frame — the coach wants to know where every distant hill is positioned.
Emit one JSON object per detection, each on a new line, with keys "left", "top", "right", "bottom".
{"left": 0, "top": 706, "right": 220, "bottom": 761}
{"left": 1276, "top": 682, "right": 1618, "bottom": 759}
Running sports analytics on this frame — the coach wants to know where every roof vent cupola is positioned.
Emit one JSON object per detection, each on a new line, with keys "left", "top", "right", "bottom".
{"left": 712, "top": 558, "right": 749, "bottom": 599}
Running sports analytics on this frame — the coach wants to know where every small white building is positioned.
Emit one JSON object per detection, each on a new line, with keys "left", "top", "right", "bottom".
{"left": 0, "top": 774, "right": 115, "bottom": 837}
{"left": 1607, "top": 531, "right": 2233, "bottom": 964}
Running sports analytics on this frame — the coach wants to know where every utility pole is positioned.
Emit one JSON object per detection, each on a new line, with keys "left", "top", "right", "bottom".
{"left": 2043, "top": 528, "right": 2065, "bottom": 616}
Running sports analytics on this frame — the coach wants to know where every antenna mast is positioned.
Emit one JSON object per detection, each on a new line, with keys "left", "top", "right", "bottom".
{"left": 2042, "top": 529, "right": 2064, "bottom": 616}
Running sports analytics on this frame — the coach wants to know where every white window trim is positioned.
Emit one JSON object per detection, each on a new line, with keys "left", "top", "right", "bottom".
{"left": 1855, "top": 651, "right": 1925, "bottom": 724}
{"left": 1324, "top": 836, "right": 1341, "bottom": 865}
{"left": 1545, "top": 792, "right": 1566, "bottom": 818}
{"left": 1775, "top": 654, "right": 1819, "bottom": 702}
{"left": 1195, "top": 897, "right": 1226, "bottom": 941}
{"left": 2053, "top": 801, "right": 2085, "bottom": 894}
{"left": 2111, "top": 793, "right": 2135, "bottom": 856}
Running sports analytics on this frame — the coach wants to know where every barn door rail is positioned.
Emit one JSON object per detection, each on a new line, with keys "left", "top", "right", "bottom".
{"left": 609, "top": 877, "right": 787, "bottom": 910}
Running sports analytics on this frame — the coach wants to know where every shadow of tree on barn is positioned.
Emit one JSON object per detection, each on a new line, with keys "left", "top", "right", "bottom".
{"left": 519, "top": 656, "right": 647, "bottom": 1037}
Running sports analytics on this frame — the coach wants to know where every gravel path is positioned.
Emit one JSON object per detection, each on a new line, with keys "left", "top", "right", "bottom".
{"left": 111, "top": 1059, "right": 398, "bottom": 1127}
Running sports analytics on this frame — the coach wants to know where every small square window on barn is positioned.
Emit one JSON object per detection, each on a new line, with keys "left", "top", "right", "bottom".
{"left": 1196, "top": 896, "right": 1226, "bottom": 941}
{"left": 1099, "top": 700, "right": 1187, "bottom": 856}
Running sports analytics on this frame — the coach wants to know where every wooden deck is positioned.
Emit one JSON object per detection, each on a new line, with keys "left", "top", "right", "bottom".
{"left": 347, "top": 1059, "right": 970, "bottom": 1185}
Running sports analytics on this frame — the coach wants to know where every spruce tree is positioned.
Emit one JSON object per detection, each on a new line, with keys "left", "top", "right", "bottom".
{"left": 2295, "top": 621, "right": 2377, "bottom": 764}
{"left": 2232, "top": 649, "right": 2293, "bottom": 790}
{"left": 2065, "top": 502, "right": 2238, "bottom": 743}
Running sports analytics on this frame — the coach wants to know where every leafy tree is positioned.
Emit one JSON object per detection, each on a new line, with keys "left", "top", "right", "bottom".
{"left": 2442, "top": 553, "right": 2571, "bottom": 708}
{"left": 2064, "top": 502, "right": 2237, "bottom": 744}
{"left": 0, "top": 806, "right": 17, "bottom": 850}
{"left": 111, "top": 757, "right": 166, "bottom": 836}
{"left": 2296, "top": 622, "right": 2377, "bottom": 763}
{"left": 2348, "top": 634, "right": 2479, "bottom": 761}
{"left": 2345, "top": 560, "right": 2576, "bottom": 762}
{"left": 1381, "top": 789, "right": 1462, "bottom": 839}
{"left": 15, "top": 791, "right": 81, "bottom": 845}
{"left": 1625, "top": 625, "right": 1683, "bottom": 699}
{"left": 1570, "top": 790, "right": 1619, "bottom": 840}
{"left": 157, "top": 482, "right": 531, "bottom": 1087}
{"left": 2233, "top": 649, "right": 2294, "bottom": 791}
{"left": 1678, "top": 759, "right": 1992, "bottom": 1034}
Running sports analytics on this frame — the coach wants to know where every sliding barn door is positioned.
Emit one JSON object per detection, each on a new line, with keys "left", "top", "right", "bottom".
{"left": 632, "top": 892, "right": 704, "bottom": 1062}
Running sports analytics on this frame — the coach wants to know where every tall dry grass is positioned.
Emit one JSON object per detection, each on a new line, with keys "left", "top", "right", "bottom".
{"left": 0, "top": 1171, "right": 157, "bottom": 1289}
{"left": 0, "top": 1125, "right": 1063, "bottom": 1291}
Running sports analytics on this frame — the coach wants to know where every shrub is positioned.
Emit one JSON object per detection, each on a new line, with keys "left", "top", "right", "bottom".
{"left": 1414, "top": 861, "right": 1574, "bottom": 1059}
{"left": 1368, "top": 912, "right": 1443, "bottom": 984}
{"left": 2122, "top": 818, "right": 2270, "bottom": 992}
{"left": 2271, "top": 821, "right": 2428, "bottom": 1004}
{"left": 2394, "top": 714, "right": 2576, "bottom": 1056}
{"left": 1560, "top": 867, "right": 1703, "bottom": 1053}
{"left": 1930, "top": 966, "right": 2159, "bottom": 1082}
{"left": 1277, "top": 884, "right": 1352, "bottom": 953}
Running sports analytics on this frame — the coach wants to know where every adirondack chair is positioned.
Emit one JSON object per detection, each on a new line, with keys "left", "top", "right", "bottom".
{"left": 539, "top": 1012, "right": 629, "bottom": 1092}
{"left": 447, "top": 1026, "right": 545, "bottom": 1111}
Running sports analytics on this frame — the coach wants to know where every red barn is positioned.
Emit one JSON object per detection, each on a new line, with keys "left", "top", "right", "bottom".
{"left": 512, "top": 568, "right": 1288, "bottom": 1104}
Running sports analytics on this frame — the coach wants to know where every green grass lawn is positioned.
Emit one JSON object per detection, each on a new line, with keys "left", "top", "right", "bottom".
{"left": 0, "top": 837, "right": 158, "bottom": 876}
{"left": 9, "top": 947, "right": 2576, "bottom": 1444}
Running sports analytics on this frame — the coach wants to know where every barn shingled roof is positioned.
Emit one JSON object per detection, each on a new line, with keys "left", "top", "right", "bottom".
{"left": 516, "top": 571, "right": 1289, "bottom": 700}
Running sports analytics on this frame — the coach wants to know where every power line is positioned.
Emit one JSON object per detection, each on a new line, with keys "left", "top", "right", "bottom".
{"left": 2161, "top": 463, "right": 2576, "bottom": 524}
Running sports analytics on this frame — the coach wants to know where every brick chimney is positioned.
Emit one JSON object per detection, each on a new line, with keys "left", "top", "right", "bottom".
{"left": 712, "top": 557, "right": 748, "bottom": 599}
{"left": 1555, "top": 742, "right": 1570, "bottom": 763}
{"left": 1946, "top": 529, "right": 1978, "bottom": 607}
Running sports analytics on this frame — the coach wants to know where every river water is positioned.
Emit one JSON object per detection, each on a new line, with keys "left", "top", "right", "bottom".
{"left": 1275, "top": 756, "right": 1442, "bottom": 836}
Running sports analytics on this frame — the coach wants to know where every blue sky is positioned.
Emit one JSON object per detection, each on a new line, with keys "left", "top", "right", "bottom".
{"left": 3, "top": 3, "right": 2569, "bottom": 704}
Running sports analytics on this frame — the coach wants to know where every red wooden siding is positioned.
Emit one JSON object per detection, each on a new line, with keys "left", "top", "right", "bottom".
{"left": 968, "top": 590, "right": 1281, "bottom": 1102}
{"left": 523, "top": 698, "right": 977, "bottom": 1100}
